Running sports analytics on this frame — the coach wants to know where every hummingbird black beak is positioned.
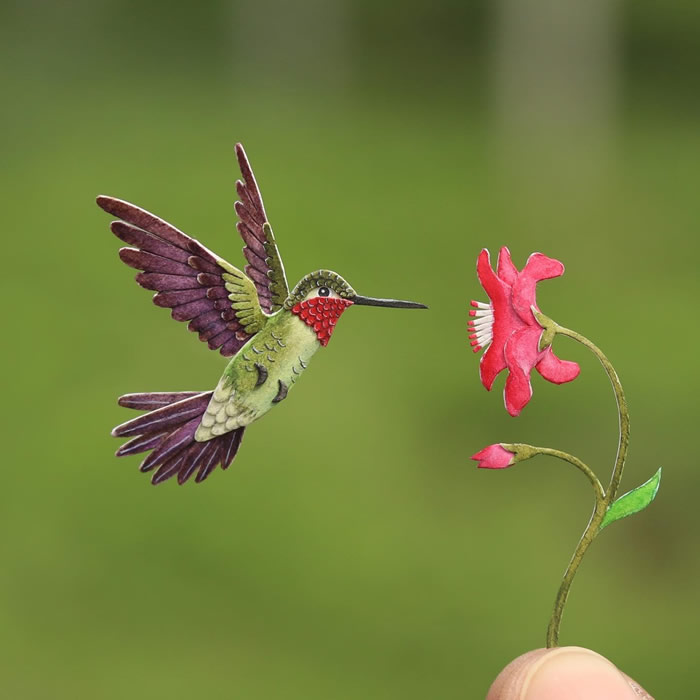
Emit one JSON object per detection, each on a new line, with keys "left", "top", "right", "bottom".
{"left": 352, "top": 295, "right": 428, "bottom": 309}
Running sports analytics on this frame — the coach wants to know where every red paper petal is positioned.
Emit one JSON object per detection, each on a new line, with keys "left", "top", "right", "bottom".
{"left": 479, "top": 342, "right": 507, "bottom": 391}
{"left": 476, "top": 249, "right": 523, "bottom": 390}
{"left": 535, "top": 346, "right": 581, "bottom": 384}
{"left": 496, "top": 246, "right": 518, "bottom": 287}
{"left": 476, "top": 249, "right": 510, "bottom": 307}
{"left": 511, "top": 252, "right": 565, "bottom": 323}
{"left": 503, "top": 327, "right": 542, "bottom": 416}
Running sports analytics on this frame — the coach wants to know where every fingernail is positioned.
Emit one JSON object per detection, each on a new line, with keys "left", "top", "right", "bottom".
{"left": 521, "top": 647, "right": 639, "bottom": 700}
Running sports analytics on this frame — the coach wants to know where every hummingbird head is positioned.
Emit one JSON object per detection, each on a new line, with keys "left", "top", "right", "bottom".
{"left": 283, "top": 270, "right": 427, "bottom": 346}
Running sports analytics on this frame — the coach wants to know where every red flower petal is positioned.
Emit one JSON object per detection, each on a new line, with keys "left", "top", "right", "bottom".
{"left": 511, "top": 253, "right": 565, "bottom": 323}
{"left": 503, "top": 327, "right": 542, "bottom": 416}
{"left": 480, "top": 343, "right": 507, "bottom": 391}
{"left": 535, "top": 347, "right": 581, "bottom": 384}
{"left": 476, "top": 249, "right": 510, "bottom": 308}
{"left": 496, "top": 246, "right": 518, "bottom": 286}
{"left": 476, "top": 249, "right": 523, "bottom": 390}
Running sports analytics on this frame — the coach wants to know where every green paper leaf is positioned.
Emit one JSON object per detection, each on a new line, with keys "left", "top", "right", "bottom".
{"left": 600, "top": 468, "right": 662, "bottom": 530}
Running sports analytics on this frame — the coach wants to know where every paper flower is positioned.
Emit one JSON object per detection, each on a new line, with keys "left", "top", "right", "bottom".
{"left": 467, "top": 246, "right": 661, "bottom": 648}
{"left": 469, "top": 247, "right": 580, "bottom": 416}
{"left": 471, "top": 444, "right": 515, "bottom": 469}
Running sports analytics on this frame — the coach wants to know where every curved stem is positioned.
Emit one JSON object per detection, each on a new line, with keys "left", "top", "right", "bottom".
{"left": 534, "top": 448, "right": 605, "bottom": 505}
{"left": 542, "top": 325, "right": 630, "bottom": 647}
{"left": 546, "top": 499, "right": 607, "bottom": 647}
{"left": 555, "top": 325, "right": 630, "bottom": 503}
{"left": 532, "top": 447, "right": 606, "bottom": 647}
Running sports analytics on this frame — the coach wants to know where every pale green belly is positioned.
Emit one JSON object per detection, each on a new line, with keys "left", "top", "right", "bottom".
{"left": 195, "top": 313, "right": 319, "bottom": 441}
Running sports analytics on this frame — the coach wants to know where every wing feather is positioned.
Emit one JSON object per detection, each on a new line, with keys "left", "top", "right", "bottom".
{"left": 188, "top": 310, "right": 222, "bottom": 332}
{"left": 98, "top": 195, "right": 266, "bottom": 357}
{"left": 119, "top": 248, "right": 193, "bottom": 276}
{"left": 234, "top": 144, "right": 289, "bottom": 313}
{"left": 220, "top": 336, "right": 242, "bottom": 356}
{"left": 136, "top": 272, "right": 200, "bottom": 291}
{"left": 99, "top": 196, "right": 192, "bottom": 249}
{"left": 200, "top": 321, "right": 229, "bottom": 342}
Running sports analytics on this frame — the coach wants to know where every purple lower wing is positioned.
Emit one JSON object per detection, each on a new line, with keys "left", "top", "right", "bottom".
{"left": 178, "top": 441, "right": 216, "bottom": 485}
{"left": 116, "top": 432, "right": 166, "bottom": 457}
{"left": 112, "top": 393, "right": 211, "bottom": 438}
{"left": 151, "top": 450, "right": 190, "bottom": 485}
{"left": 112, "top": 389, "right": 247, "bottom": 485}
{"left": 221, "top": 428, "right": 245, "bottom": 469}
{"left": 139, "top": 416, "right": 200, "bottom": 472}
{"left": 195, "top": 443, "right": 223, "bottom": 483}
{"left": 118, "top": 392, "right": 202, "bottom": 410}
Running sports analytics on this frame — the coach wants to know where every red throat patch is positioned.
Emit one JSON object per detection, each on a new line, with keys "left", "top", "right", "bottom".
{"left": 291, "top": 297, "right": 354, "bottom": 346}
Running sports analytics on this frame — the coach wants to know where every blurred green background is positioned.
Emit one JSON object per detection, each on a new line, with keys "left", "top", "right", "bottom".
{"left": 2, "top": 1, "right": 698, "bottom": 697}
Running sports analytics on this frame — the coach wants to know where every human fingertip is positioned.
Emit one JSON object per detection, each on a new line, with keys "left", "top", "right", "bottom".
{"left": 522, "top": 647, "right": 641, "bottom": 699}
{"left": 620, "top": 671, "right": 655, "bottom": 699}
{"left": 487, "top": 647, "right": 652, "bottom": 700}
{"left": 486, "top": 649, "right": 550, "bottom": 700}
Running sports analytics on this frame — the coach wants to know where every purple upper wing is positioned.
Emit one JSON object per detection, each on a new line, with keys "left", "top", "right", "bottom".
{"left": 97, "top": 196, "right": 255, "bottom": 357}
{"left": 234, "top": 144, "right": 289, "bottom": 313}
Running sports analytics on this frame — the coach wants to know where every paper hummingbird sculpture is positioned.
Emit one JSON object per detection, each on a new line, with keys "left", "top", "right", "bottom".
{"left": 98, "top": 144, "right": 426, "bottom": 486}
{"left": 468, "top": 247, "right": 661, "bottom": 647}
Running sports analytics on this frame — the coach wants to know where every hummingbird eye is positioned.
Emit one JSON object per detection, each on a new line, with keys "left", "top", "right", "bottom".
{"left": 318, "top": 286, "right": 330, "bottom": 297}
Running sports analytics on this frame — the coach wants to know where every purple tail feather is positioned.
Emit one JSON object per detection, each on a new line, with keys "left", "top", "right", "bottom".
{"left": 112, "top": 391, "right": 245, "bottom": 485}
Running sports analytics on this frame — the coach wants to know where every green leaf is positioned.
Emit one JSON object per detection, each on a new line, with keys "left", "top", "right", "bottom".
{"left": 600, "top": 468, "right": 662, "bottom": 530}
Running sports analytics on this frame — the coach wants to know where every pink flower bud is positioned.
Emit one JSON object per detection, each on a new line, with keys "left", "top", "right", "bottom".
{"left": 471, "top": 444, "right": 516, "bottom": 469}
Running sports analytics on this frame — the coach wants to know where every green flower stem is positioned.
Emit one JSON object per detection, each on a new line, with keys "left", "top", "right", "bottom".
{"left": 546, "top": 495, "right": 608, "bottom": 647}
{"left": 542, "top": 324, "right": 631, "bottom": 648}
{"left": 555, "top": 325, "right": 630, "bottom": 503}
{"left": 532, "top": 448, "right": 605, "bottom": 505}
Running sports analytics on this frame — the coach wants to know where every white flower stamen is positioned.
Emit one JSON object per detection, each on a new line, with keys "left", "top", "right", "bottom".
{"left": 468, "top": 299, "right": 494, "bottom": 352}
